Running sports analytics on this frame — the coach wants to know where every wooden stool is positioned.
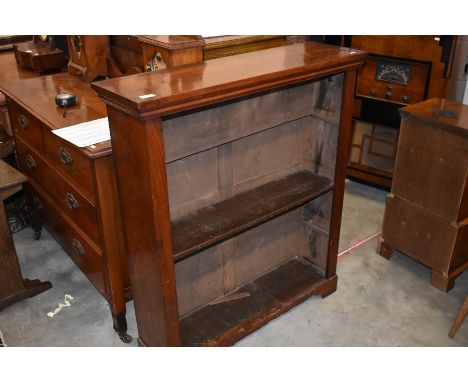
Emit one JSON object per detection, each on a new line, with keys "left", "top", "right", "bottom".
{"left": 0, "top": 159, "right": 51, "bottom": 311}
{"left": 448, "top": 296, "right": 468, "bottom": 338}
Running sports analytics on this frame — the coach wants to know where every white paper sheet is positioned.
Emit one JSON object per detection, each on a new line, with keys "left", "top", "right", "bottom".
{"left": 52, "top": 117, "right": 110, "bottom": 148}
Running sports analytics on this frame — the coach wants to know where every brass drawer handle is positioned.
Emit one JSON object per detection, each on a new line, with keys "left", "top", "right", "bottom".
{"left": 72, "top": 239, "right": 86, "bottom": 257}
{"left": 65, "top": 192, "right": 80, "bottom": 210}
{"left": 58, "top": 147, "right": 73, "bottom": 165}
{"left": 18, "top": 114, "right": 29, "bottom": 129}
{"left": 25, "top": 154, "right": 37, "bottom": 169}
{"left": 32, "top": 196, "right": 43, "bottom": 209}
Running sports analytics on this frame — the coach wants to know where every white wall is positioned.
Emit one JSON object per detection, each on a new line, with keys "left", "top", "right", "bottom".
{"left": 451, "top": 36, "right": 468, "bottom": 104}
{"left": 464, "top": 76, "right": 468, "bottom": 104}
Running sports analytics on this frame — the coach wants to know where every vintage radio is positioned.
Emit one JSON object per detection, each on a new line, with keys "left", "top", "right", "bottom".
{"left": 356, "top": 55, "right": 431, "bottom": 105}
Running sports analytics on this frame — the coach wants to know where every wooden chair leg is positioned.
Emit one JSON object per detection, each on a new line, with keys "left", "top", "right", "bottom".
{"left": 449, "top": 296, "right": 468, "bottom": 338}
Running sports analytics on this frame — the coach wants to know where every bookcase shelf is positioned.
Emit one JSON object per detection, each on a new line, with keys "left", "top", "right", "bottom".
{"left": 179, "top": 257, "right": 331, "bottom": 346}
{"left": 172, "top": 170, "right": 333, "bottom": 262}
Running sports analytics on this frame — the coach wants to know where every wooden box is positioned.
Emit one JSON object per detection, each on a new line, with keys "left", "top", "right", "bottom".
{"left": 13, "top": 42, "right": 66, "bottom": 74}
{"left": 379, "top": 98, "right": 468, "bottom": 291}
{"left": 93, "top": 42, "right": 366, "bottom": 346}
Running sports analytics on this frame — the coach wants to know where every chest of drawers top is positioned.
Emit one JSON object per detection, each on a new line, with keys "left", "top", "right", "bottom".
{"left": 0, "top": 73, "right": 111, "bottom": 158}
{"left": 399, "top": 98, "right": 468, "bottom": 137}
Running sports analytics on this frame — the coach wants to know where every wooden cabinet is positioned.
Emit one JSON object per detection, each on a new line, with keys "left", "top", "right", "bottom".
{"left": 378, "top": 98, "right": 468, "bottom": 291}
{"left": 346, "top": 36, "right": 456, "bottom": 188}
{"left": 93, "top": 42, "right": 366, "bottom": 346}
{"left": 107, "top": 35, "right": 205, "bottom": 78}
{"left": 0, "top": 74, "right": 131, "bottom": 342}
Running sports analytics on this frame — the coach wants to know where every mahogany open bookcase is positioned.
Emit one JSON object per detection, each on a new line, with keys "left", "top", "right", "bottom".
{"left": 93, "top": 42, "right": 366, "bottom": 346}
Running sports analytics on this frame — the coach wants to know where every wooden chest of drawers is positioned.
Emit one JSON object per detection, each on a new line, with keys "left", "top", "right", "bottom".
{"left": 0, "top": 73, "right": 131, "bottom": 342}
{"left": 379, "top": 98, "right": 468, "bottom": 291}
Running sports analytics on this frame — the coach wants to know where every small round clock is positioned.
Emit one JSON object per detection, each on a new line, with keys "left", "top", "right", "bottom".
{"left": 55, "top": 93, "right": 78, "bottom": 107}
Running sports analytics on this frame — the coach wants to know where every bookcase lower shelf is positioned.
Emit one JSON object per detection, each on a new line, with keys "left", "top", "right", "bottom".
{"left": 167, "top": 257, "right": 336, "bottom": 346}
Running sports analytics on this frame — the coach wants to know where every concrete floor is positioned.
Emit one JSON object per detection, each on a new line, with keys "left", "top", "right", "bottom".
{"left": 1, "top": 179, "right": 467, "bottom": 346}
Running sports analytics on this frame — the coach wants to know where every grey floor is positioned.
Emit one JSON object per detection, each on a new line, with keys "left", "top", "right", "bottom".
{"left": 1, "top": 179, "right": 467, "bottom": 346}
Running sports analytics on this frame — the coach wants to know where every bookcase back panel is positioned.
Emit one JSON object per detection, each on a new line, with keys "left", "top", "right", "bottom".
{"left": 163, "top": 79, "right": 326, "bottom": 164}
{"left": 175, "top": 207, "right": 307, "bottom": 316}
{"left": 233, "top": 208, "right": 304, "bottom": 288}
{"left": 166, "top": 148, "right": 219, "bottom": 218}
{"left": 167, "top": 117, "right": 338, "bottom": 220}
{"left": 303, "top": 118, "right": 339, "bottom": 180}
{"left": 231, "top": 118, "right": 308, "bottom": 193}
{"left": 175, "top": 246, "right": 224, "bottom": 316}
{"left": 302, "top": 193, "right": 333, "bottom": 270}
{"left": 309, "top": 73, "right": 344, "bottom": 124}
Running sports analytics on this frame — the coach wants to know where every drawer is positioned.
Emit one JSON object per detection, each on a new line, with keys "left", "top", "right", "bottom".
{"left": 25, "top": 181, "right": 107, "bottom": 297}
{"left": 16, "top": 137, "right": 100, "bottom": 244}
{"left": 7, "top": 100, "right": 45, "bottom": 151}
{"left": 382, "top": 195, "right": 468, "bottom": 274}
{"left": 43, "top": 130, "right": 94, "bottom": 197}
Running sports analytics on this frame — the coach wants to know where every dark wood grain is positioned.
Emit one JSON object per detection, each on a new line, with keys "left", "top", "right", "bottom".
{"left": 172, "top": 171, "right": 333, "bottom": 262}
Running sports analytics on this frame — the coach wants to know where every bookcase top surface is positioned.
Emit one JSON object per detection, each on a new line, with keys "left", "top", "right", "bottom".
{"left": 92, "top": 41, "right": 366, "bottom": 117}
